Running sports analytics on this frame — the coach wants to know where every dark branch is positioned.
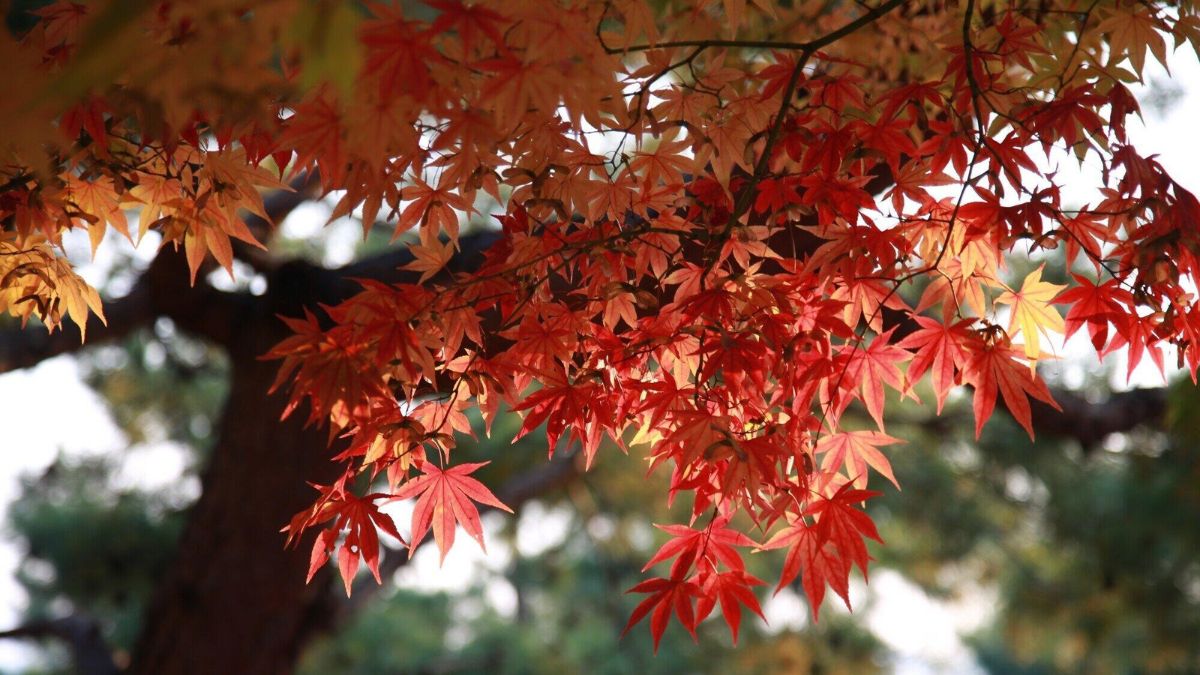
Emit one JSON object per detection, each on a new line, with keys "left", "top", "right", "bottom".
{"left": 604, "top": 0, "right": 906, "bottom": 54}
{"left": 0, "top": 614, "right": 119, "bottom": 675}
{"left": 0, "top": 281, "right": 152, "bottom": 373}
{"left": 1031, "top": 387, "right": 1167, "bottom": 449}
{"left": 0, "top": 181, "right": 319, "bottom": 374}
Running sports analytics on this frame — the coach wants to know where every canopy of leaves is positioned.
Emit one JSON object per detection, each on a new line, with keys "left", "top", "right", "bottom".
{"left": 3, "top": 0, "right": 1200, "bottom": 644}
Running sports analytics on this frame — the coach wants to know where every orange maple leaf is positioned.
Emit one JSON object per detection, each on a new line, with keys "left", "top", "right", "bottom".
{"left": 814, "top": 430, "right": 902, "bottom": 489}
{"left": 403, "top": 237, "right": 456, "bottom": 283}
{"left": 392, "top": 461, "right": 513, "bottom": 563}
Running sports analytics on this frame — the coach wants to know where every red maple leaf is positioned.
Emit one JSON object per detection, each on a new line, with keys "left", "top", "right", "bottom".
{"left": 1057, "top": 274, "right": 1134, "bottom": 353}
{"left": 897, "top": 316, "right": 974, "bottom": 413}
{"left": 622, "top": 574, "right": 700, "bottom": 652}
{"left": 642, "top": 515, "right": 756, "bottom": 577}
{"left": 695, "top": 570, "right": 767, "bottom": 645}
{"left": 762, "top": 518, "right": 850, "bottom": 621}
{"left": 286, "top": 483, "right": 404, "bottom": 596}
{"left": 392, "top": 461, "right": 513, "bottom": 562}
{"left": 964, "top": 341, "right": 1060, "bottom": 439}
{"left": 763, "top": 485, "right": 881, "bottom": 620}
{"left": 806, "top": 484, "right": 883, "bottom": 579}
{"left": 844, "top": 328, "right": 910, "bottom": 430}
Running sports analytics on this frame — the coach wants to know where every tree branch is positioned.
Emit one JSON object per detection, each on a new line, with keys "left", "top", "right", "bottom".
{"left": 603, "top": 0, "right": 906, "bottom": 54}
{"left": 0, "top": 181, "right": 319, "bottom": 374}
{"left": 1030, "top": 387, "right": 1167, "bottom": 449}
{"left": 907, "top": 385, "right": 1169, "bottom": 448}
{"left": 0, "top": 614, "right": 119, "bottom": 675}
{"left": 0, "top": 281, "right": 153, "bottom": 373}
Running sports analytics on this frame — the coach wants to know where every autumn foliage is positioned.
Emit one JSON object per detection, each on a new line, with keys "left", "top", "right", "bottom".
{"left": 3, "top": 0, "right": 1200, "bottom": 649}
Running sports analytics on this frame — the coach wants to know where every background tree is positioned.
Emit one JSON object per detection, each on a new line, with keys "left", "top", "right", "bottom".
{"left": 1, "top": 0, "right": 1198, "bottom": 672}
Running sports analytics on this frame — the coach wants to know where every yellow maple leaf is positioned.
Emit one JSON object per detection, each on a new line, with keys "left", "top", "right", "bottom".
{"left": 0, "top": 240, "right": 104, "bottom": 340}
{"left": 996, "top": 265, "right": 1066, "bottom": 360}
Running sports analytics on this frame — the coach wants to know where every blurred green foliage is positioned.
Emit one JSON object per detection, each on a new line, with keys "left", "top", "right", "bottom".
{"left": 7, "top": 455, "right": 185, "bottom": 669}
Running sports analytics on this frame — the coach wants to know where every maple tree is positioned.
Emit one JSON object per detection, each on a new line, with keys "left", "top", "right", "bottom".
{"left": 2, "top": 0, "right": 1199, "bottom": 659}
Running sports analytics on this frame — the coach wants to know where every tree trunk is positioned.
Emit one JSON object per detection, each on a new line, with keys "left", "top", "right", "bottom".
{"left": 129, "top": 276, "right": 342, "bottom": 675}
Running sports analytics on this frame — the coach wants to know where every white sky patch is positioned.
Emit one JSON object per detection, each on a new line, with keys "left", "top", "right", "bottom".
{"left": 866, "top": 570, "right": 993, "bottom": 675}
{"left": 0, "top": 357, "right": 124, "bottom": 669}
{"left": 761, "top": 587, "right": 811, "bottom": 632}
{"left": 109, "top": 441, "right": 198, "bottom": 500}
{"left": 515, "top": 502, "right": 573, "bottom": 557}
{"left": 390, "top": 509, "right": 511, "bottom": 594}
{"left": 275, "top": 198, "right": 362, "bottom": 267}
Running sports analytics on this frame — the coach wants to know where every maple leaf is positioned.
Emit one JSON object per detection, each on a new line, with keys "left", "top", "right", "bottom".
{"left": 286, "top": 485, "right": 404, "bottom": 596}
{"left": 280, "top": 93, "right": 347, "bottom": 186}
{"left": 429, "top": 0, "right": 506, "bottom": 56}
{"left": 844, "top": 329, "right": 910, "bottom": 430}
{"left": 127, "top": 173, "right": 183, "bottom": 240}
{"left": 754, "top": 177, "right": 802, "bottom": 214}
{"left": 763, "top": 486, "right": 881, "bottom": 620}
{"left": 0, "top": 243, "right": 106, "bottom": 340}
{"left": 805, "top": 484, "right": 883, "bottom": 579}
{"left": 392, "top": 461, "right": 513, "bottom": 563}
{"left": 397, "top": 179, "right": 472, "bottom": 242}
{"left": 630, "top": 132, "right": 694, "bottom": 188}
{"left": 642, "top": 515, "right": 756, "bottom": 577}
{"left": 1105, "top": 311, "right": 1167, "bottom": 383}
{"left": 814, "top": 430, "right": 902, "bottom": 489}
{"left": 897, "top": 316, "right": 974, "bottom": 413}
{"left": 762, "top": 518, "right": 850, "bottom": 621}
{"left": 1096, "top": 6, "right": 1168, "bottom": 74}
{"left": 964, "top": 341, "right": 1061, "bottom": 440}
{"left": 265, "top": 309, "right": 390, "bottom": 429}
{"left": 360, "top": 8, "right": 434, "bottom": 101}
{"left": 65, "top": 175, "right": 130, "bottom": 254}
{"left": 695, "top": 570, "right": 767, "bottom": 646}
{"left": 886, "top": 161, "right": 954, "bottom": 212}
{"left": 1057, "top": 275, "right": 1133, "bottom": 353}
{"left": 403, "top": 236, "right": 456, "bottom": 283}
{"left": 511, "top": 368, "right": 598, "bottom": 462}
{"left": 622, "top": 574, "right": 700, "bottom": 652}
{"left": 995, "top": 265, "right": 1067, "bottom": 361}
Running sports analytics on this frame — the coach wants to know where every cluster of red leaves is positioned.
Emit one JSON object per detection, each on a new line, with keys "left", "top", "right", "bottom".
{"left": 6, "top": 0, "right": 1200, "bottom": 648}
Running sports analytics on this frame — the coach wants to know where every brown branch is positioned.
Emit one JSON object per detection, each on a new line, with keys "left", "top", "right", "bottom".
{"left": 907, "top": 385, "right": 1168, "bottom": 448}
{"left": 331, "top": 230, "right": 502, "bottom": 290}
{"left": 0, "top": 614, "right": 119, "bottom": 675}
{"left": 604, "top": 0, "right": 907, "bottom": 54}
{"left": 0, "top": 281, "right": 153, "bottom": 373}
{"left": 0, "top": 180, "right": 319, "bottom": 374}
{"left": 1030, "top": 387, "right": 1167, "bottom": 449}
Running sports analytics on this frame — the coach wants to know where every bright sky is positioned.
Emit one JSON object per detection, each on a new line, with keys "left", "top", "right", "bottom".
{"left": 0, "top": 48, "right": 1198, "bottom": 674}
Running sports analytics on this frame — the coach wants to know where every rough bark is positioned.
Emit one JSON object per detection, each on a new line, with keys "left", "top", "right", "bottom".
{"left": 127, "top": 261, "right": 346, "bottom": 675}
